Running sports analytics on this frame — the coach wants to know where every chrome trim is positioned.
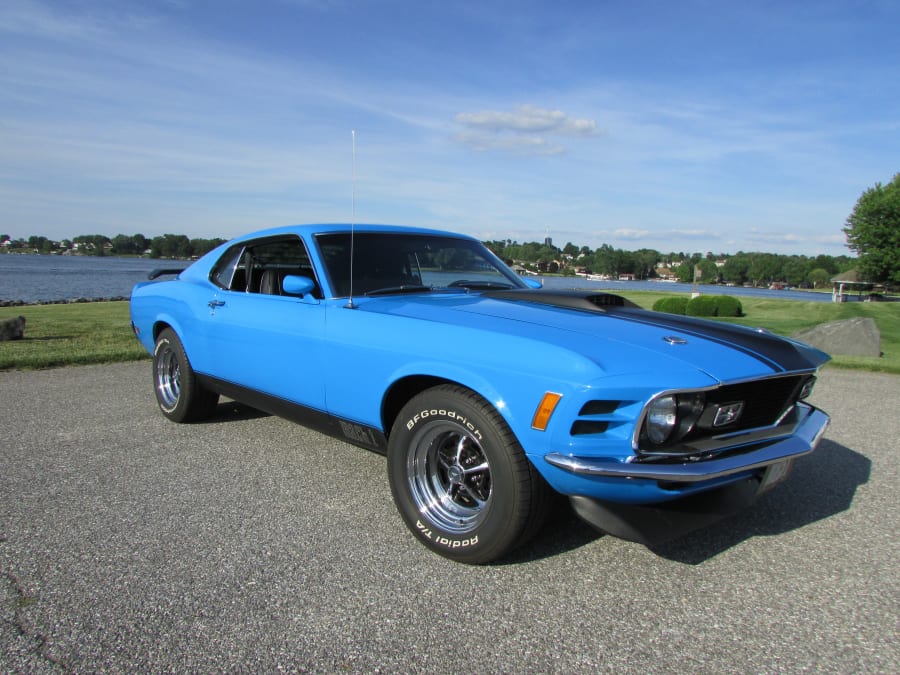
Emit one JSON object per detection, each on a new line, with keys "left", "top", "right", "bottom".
{"left": 546, "top": 405, "right": 829, "bottom": 483}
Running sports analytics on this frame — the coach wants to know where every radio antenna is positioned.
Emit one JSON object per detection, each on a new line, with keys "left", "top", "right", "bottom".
{"left": 345, "top": 129, "right": 357, "bottom": 309}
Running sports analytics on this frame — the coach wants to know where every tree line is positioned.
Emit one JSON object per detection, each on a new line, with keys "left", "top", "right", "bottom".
{"left": 0, "top": 233, "right": 227, "bottom": 259}
{"left": 484, "top": 240, "right": 856, "bottom": 289}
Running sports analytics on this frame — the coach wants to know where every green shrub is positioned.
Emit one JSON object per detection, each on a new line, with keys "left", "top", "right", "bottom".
{"left": 686, "top": 295, "right": 719, "bottom": 316}
{"left": 685, "top": 295, "right": 744, "bottom": 317}
{"left": 652, "top": 296, "right": 689, "bottom": 315}
{"left": 715, "top": 295, "right": 743, "bottom": 317}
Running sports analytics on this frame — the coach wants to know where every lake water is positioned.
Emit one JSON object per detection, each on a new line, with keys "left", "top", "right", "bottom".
{"left": 0, "top": 253, "right": 837, "bottom": 303}
{"left": 0, "top": 255, "right": 188, "bottom": 303}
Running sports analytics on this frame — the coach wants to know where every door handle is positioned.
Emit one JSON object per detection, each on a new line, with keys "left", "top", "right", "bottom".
{"left": 208, "top": 300, "right": 225, "bottom": 308}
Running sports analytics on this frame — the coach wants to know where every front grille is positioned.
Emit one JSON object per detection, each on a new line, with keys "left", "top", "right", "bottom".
{"left": 636, "top": 373, "right": 813, "bottom": 456}
{"left": 698, "top": 375, "right": 806, "bottom": 434}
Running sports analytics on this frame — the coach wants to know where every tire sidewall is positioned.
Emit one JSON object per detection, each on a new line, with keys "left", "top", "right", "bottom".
{"left": 388, "top": 388, "right": 525, "bottom": 563}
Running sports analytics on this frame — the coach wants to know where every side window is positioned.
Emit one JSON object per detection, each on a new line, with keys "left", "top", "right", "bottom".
{"left": 244, "top": 238, "right": 320, "bottom": 298}
{"left": 210, "top": 244, "right": 246, "bottom": 291}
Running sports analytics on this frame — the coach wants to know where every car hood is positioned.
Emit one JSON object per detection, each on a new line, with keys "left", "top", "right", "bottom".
{"left": 357, "top": 289, "right": 830, "bottom": 382}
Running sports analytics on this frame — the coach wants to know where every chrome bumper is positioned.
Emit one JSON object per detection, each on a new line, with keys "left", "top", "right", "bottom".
{"left": 545, "top": 404, "right": 830, "bottom": 483}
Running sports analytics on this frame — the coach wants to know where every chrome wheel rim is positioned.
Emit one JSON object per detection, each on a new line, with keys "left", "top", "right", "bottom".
{"left": 155, "top": 345, "right": 181, "bottom": 410}
{"left": 406, "top": 421, "right": 492, "bottom": 534}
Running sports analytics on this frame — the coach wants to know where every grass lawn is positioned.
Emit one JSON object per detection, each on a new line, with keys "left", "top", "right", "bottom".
{"left": 1, "top": 294, "right": 898, "bottom": 373}
{"left": 0, "top": 301, "right": 146, "bottom": 370}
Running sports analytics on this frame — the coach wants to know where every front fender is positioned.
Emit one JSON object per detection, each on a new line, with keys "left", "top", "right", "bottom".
{"left": 384, "top": 359, "right": 524, "bottom": 431}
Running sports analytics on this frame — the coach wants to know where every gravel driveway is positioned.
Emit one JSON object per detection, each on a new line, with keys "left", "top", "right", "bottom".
{"left": 1, "top": 363, "right": 897, "bottom": 672}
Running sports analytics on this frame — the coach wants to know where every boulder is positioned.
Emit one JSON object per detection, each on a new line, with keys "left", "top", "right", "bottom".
{"left": 793, "top": 317, "right": 881, "bottom": 357}
{"left": 0, "top": 315, "right": 26, "bottom": 341}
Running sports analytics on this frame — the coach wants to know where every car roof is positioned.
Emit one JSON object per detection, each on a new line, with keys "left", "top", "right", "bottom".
{"left": 229, "top": 223, "right": 480, "bottom": 243}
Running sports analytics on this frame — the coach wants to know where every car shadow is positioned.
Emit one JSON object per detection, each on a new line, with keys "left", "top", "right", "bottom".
{"left": 500, "top": 497, "right": 604, "bottom": 565}
{"left": 649, "top": 439, "right": 870, "bottom": 564}
{"left": 208, "top": 400, "right": 272, "bottom": 422}
{"left": 505, "top": 439, "right": 870, "bottom": 565}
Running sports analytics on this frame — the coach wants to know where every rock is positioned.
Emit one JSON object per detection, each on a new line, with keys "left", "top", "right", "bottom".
{"left": 793, "top": 317, "right": 881, "bottom": 357}
{"left": 0, "top": 315, "right": 26, "bottom": 341}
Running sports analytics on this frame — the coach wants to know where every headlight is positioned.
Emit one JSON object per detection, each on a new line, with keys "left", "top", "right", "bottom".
{"left": 646, "top": 395, "right": 677, "bottom": 444}
{"left": 798, "top": 376, "right": 816, "bottom": 400}
{"left": 642, "top": 393, "right": 706, "bottom": 448}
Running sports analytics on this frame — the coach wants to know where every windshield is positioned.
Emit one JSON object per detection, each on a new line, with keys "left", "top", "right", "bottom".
{"left": 315, "top": 232, "right": 528, "bottom": 297}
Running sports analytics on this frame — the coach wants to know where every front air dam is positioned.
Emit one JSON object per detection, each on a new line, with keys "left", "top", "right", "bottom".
{"left": 569, "top": 476, "right": 765, "bottom": 546}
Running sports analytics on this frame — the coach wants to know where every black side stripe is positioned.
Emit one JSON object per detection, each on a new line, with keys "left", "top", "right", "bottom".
{"left": 197, "top": 374, "right": 388, "bottom": 453}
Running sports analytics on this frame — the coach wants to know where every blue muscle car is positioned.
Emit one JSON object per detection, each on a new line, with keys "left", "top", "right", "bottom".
{"left": 130, "top": 224, "right": 831, "bottom": 563}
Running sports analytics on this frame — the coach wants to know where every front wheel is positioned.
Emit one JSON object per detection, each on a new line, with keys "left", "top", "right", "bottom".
{"left": 387, "top": 385, "right": 550, "bottom": 563}
{"left": 153, "top": 328, "right": 219, "bottom": 423}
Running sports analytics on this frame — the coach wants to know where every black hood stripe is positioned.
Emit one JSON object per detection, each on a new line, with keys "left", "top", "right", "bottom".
{"left": 604, "top": 308, "right": 810, "bottom": 372}
{"left": 483, "top": 289, "right": 829, "bottom": 373}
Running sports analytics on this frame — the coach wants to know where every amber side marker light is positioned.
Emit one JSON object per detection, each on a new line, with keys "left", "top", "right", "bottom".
{"left": 532, "top": 392, "right": 563, "bottom": 431}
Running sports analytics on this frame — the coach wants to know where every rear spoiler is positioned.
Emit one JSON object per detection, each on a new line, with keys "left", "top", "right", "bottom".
{"left": 147, "top": 268, "right": 186, "bottom": 280}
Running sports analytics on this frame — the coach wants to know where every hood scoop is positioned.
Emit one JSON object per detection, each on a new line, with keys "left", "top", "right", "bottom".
{"left": 482, "top": 289, "right": 639, "bottom": 312}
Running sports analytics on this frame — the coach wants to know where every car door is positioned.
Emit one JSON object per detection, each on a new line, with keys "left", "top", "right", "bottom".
{"left": 202, "top": 236, "right": 327, "bottom": 411}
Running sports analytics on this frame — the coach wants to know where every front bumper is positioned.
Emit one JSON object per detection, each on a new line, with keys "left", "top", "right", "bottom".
{"left": 544, "top": 403, "right": 829, "bottom": 483}
{"left": 550, "top": 403, "right": 829, "bottom": 545}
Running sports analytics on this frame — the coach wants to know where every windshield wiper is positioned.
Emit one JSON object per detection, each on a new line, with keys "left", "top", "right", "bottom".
{"left": 364, "top": 284, "right": 432, "bottom": 296}
{"left": 447, "top": 280, "right": 515, "bottom": 290}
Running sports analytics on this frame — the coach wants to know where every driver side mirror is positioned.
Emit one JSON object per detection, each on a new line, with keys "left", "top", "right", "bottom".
{"left": 282, "top": 274, "right": 317, "bottom": 298}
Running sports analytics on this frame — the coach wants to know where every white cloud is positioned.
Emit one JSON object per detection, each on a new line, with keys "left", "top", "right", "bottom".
{"left": 668, "top": 229, "right": 715, "bottom": 240}
{"left": 456, "top": 104, "right": 598, "bottom": 136}
{"left": 454, "top": 104, "right": 600, "bottom": 155}
{"left": 746, "top": 229, "right": 800, "bottom": 244}
{"left": 611, "top": 228, "right": 650, "bottom": 240}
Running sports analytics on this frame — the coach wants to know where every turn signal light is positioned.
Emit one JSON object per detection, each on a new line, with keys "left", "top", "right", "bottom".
{"left": 532, "top": 392, "right": 563, "bottom": 431}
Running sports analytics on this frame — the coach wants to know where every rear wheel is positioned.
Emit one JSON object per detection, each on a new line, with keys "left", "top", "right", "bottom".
{"left": 153, "top": 328, "right": 218, "bottom": 423}
{"left": 387, "top": 385, "right": 550, "bottom": 563}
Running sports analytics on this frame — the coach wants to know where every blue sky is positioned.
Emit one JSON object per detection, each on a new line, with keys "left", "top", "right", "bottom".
{"left": 2, "top": 0, "right": 898, "bottom": 255}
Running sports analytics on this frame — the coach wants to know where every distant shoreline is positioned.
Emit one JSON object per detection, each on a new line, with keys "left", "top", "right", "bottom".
{"left": 0, "top": 250, "right": 190, "bottom": 260}
{"left": 0, "top": 296, "right": 130, "bottom": 308}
